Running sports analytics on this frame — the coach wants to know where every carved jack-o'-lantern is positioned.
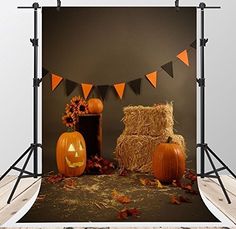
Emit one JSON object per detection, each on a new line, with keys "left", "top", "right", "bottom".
{"left": 56, "top": 131, "right": 86, "bottom": 177}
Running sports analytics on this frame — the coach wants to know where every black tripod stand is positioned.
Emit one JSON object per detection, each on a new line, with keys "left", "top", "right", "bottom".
{"left": 0, "top": 3, "right": 42, "bottom": 204}
{"left": 197, "top": 2, "right": 236, "bottom": 204}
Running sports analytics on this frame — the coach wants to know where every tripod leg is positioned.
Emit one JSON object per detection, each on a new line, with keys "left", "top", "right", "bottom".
{"left": 7, "top": 148, "right": 34, "bottom": 204}
{"left": 0, "top": 145, "right": 33, "bottom": 182}
{"left": 207, "top": 146, "right": 236, "bottom": 179}
{"left": 205, "top": 148, "right": 231, "bottom": 204}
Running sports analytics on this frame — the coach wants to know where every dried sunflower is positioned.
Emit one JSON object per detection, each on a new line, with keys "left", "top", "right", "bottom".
{"left": 65, "top": 103, "right": 76, "bottom": 115}
{"left": 62, "top": 113, "right": 76, "bottom": 128}
{"left": 70, "top": 96, "right": 88, "bottom": 115}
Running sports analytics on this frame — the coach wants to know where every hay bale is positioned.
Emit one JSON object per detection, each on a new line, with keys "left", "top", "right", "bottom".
{"left": 115, "top": 134, "right": 185, "bottom": 173}
{"left": 122, "top": 103, "right": 174, "bottom": 136}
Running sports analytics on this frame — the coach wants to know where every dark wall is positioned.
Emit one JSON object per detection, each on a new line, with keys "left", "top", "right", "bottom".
{"left": 42, "top": 7, "right": 196, "bottom": 173}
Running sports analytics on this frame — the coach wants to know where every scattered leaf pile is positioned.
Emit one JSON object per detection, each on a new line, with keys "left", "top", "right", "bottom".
{"left": 117, "top": 208, "right": 141, "bottom": 219}
{"left": 118, "top": 168, "right": 129, "bottom": 177}
{"left": 140, "top": 178, "right": 163, "bottom": 189}
{"left": 170, "top": 195, "right": 192, "bottom": 205}
{"left": 45, "top": 172, "right": 64, "bottom": 184}
{"left": 172, "top": 169, "right": 198, "bottom": 195}
{"left": 111, "top": 189, "right": 141, "bottom": 219}
{"left": 112, "top": 190, "right": 131, "bottom": 204}
{"left": 63, "top": 178, "right": 77, "bottom": 191}
{"left": 85, "top": 155, "right": 116, "bottom": 175}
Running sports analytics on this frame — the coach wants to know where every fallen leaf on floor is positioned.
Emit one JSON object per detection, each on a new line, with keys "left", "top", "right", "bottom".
{"left": 112, "top": 189, "right": 131, "bottom": 204}
{"left": 119, "top": 168, "right": 129, "bottom": 176}
{"left": 45, "top": 173, "right": 64, "bottom": 184}
{"left": 156, "top": 180, "right": 163, "bottom": 189}
{"left": 117, "top": 208, "right": 141, "bottom": 219}
{"left": 37, "top": 194, "right": 46, "bottom": 201}
{"left": 179, "top": 195, "right": 192, "bottom": 203}
{"left": 63, "top": 178, "right": 77, "bottom": 190}
{"left": 170, "top": 195, "right": 180, "bottom": 205}
{"left": 85, "top": 155, "right": 116, "bottom": 175}
{"left": 181, "top": 183, "right": 198, "bottom": 195}
{"left": 140, "top": 178, "right": 163, "bottom": 189}
{"left": 140, "top": 178, "right": 151, "bottom": 186}
{"left": 170, "top": 195, "right": 192, "bottom": 205}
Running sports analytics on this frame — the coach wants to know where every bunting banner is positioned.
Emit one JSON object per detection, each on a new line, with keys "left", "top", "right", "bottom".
{"left": 127, "top": 78, "right": 142, "bottom": 95}
{"left": 161, "top": 61, "right": 174, "bottom": 78}
{"left": 145, "top": 71, "right": 158, "bottom": 88}
{"left": 113, "top": 83, "right": 126, "bottom": 99}
{"left": 190, "top": 39, "right": 197, "bottom": 49}
{"left": 65, "top": 79, "right": 77, "bottom": 96}
{"left": 42, "top": 67, "right": 49, "bottom": 78}
{"left": 42, "top": 45, "right": 192, "bottom": 100}
{"left": 96, "top": 85, "right": 110, "bottom": 100}
{"left": 81, "top": 83, "right": 93, "bottom": 99}
{"left": 177, "top": 49, "right": 189, "bottom": 66}
{"left": 51, "top": 73, "right": 63, "bottom": 91}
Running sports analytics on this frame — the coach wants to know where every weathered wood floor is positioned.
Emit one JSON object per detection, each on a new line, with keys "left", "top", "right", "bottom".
{"left": 0, "top": 175, "right": 235, "bottom": 225}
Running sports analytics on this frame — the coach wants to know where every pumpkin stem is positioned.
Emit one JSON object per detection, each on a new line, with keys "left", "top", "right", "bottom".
{"left": 67, "top": 126, "right": 75, "bottom": 132}
{"left": 167, "top": 136, "right": 172, "bottom": 143}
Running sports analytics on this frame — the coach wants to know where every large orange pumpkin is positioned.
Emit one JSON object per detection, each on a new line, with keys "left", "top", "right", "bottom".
{"left": 152, "top": 137, "right": 185, "bottom": 183}
{"left": 56, "top": 131, "right": 86, "bottom": 177}
{"left": 88, "top": 98, "right": 103, "bottom": 114}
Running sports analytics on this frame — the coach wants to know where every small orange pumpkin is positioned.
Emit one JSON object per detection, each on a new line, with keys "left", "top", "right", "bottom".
{"left": 87, "top": 98, "right": 103, "bottom": 114}
{"left": 56, "top": 131, "right": 86, "bottom": 177}
{"left": 152, "top": 136, "right": 185, "bottom": 183}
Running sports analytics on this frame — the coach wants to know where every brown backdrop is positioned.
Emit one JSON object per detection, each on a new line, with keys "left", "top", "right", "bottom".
{"left": 42, "top": 7, "right": 196, "bottom": 173}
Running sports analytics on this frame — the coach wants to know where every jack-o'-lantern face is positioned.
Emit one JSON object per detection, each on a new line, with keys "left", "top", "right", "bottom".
{"left": 56, "top": 131, "right": 87, "bottom": 177}
{"left": 65, "top": 143, "right": 85, "bottom": 168}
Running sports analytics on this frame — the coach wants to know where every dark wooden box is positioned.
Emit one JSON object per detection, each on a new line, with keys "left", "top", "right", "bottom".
{"left": 75, "top": 114, "right": 102, "bottom": 159}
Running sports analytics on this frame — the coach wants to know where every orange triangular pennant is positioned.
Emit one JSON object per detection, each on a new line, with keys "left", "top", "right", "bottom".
{"left": 51, "top": 74, "right": 63, "bottom": 91}
{"left": 114, "top": 83, "right": 126, "bottom": 99}
{"left": 81, "top": 83, "right": 93, "bottom": 99}
{"left": 177, "top": 49, "right": 189, "bottom": 66}
{"left": 146, "top": 71, "right": 157, "bottom": 88}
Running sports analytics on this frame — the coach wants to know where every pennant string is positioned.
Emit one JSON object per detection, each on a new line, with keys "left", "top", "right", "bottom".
{"left": 45, "top": 42, "right": 195, "bottom": 97}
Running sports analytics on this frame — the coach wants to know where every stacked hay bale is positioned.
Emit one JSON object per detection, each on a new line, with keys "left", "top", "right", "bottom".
{"left": 115, "top": 103, "right": 186, "bottom": 173}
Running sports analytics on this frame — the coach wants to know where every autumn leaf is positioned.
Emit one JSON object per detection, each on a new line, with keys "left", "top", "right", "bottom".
{"left": 63, "top": 178, "right": 77, "bottom": 190}
{"left": 170, "top": 195, "right": 192, "bottom": 205}
{"left": 170, "top": 195, "right": 180, "bottom": 205}
{"left": 112, "top": 189, "right": 131, "bottom": 204}
{"left": 117, "top": 208, "right": 141, "bottom": 219}
{"left": 156, "top": 180, "right": 163, "bottom": 189}
{"left": 140, "top": 178, "right": 150, "bottom": 186}
{"left": 46, "top": 173, "right": 64, "bottom": 184}
{"left": 179, "top": 195, "right": 192, "bottom": 203}
{"left": 140, "top": 178, "right": 163, "bottom": 189}
{"left": 37, "top": 194, "right": 46, "bottom": 201}
{"left": 119, "top": 168, "right": 128, "bottom": 176}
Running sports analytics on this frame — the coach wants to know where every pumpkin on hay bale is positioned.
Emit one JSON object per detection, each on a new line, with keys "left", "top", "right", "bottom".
{"left": 115, "top": 102, "right": 186, "bottom": 173}
{"left": 115, "top": 134, "right": 185, "bottom": 173}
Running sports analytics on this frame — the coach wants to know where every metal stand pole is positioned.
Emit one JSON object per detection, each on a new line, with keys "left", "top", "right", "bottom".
{"left": 0, "top": 2, "right": 42, "bottom": 204}
{"left": 197, "top": 2, "right": 236, "bottom": 204}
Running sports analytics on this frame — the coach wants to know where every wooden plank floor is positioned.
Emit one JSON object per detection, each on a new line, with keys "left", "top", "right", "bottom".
{"left": 0, "top": 175, "right": 41, "bottom": 225}
{"left": 0, "top": 175, "right": 235, "bottom": 225}
{"left": 198, "top": 175, "right": 236, "bottom": 224}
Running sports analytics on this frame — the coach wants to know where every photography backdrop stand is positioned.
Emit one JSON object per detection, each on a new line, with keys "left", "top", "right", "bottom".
{"left": 1, "top": 1, "right": 235, "bottom": 205}
{"left": 196, "top": 2, "right": 236, "bottom": 204}
{"left": 0, "top": 2, "right": 42, "bottom": 204}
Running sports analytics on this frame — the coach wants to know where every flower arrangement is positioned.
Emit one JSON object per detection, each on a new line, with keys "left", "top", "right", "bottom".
{"left": 62, "top": 96, "right": 88, "bottom": 128}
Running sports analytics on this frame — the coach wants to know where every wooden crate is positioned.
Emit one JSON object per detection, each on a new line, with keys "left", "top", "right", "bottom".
{"left": 75, "top": 114, "right": 102, "bottom": 159}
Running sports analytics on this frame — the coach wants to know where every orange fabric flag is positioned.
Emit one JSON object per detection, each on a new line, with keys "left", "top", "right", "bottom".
{"left": 177, "top": 49, "right": 189, "bottom": 66}
{"left": 81, "top": 83, "right": 93, "bottom": 99}
{"left": 51, "top": 74, "right": 63, "bottom": 91}
{"left": 114, "top": 83, "right": 126, "bottom": 99}
{"left": 146, "top": 71, "right": 157, "bottom": 88}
